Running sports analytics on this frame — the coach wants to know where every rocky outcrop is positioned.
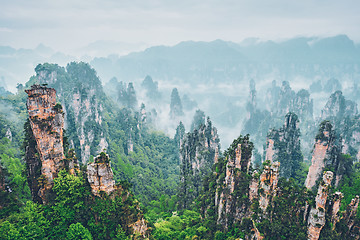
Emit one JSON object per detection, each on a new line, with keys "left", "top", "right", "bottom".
{"left": 87, "top": 152, "right": 149, "bottom": 237}
{"left": 307, "top": 171, "right": 333, "bottom": 240}
{"left": 292, "top": 89, "right": 313, "bottom": 119}
{"left": 178, "top": 118, "right": 220, "bottom": 209}
{"left": 331, "top": 192, "right": 343, "bottom": 230}
{"left": 86, "top": 153, "right": 115, "bottom": 196}
{"left": 170, "top": 88, "right": 184, "bottom": 119}
{"left": 305, "top": 121, "right": 342, "bottom": 189}
{"left": 318, "top": 91, "right": 360, "bottom": 161}
{"left": 273, "top": 81, "right": 296, "bottom": 117}
{"left": 129, "top": 218, "right": 148, "bottom": 239}
{"left": 249, "top": 171, "right": 259, "bottom": 201}
{"left": 264, "top": 138, "right": 276, "bottom": 163}
{"left": 268, "top": 83, "right": 312, "bottom": 120}
{"left": 342, "top": 195, "right": 360, "bottom": 237}
{"left": 25, "top": 84, "right": 78, "bottom": 203}
{"left": 35, "top": 63, "right": 108, "bottom": 163}
{"left": 245, "top": 81, "right": 313, "bottom": 165}
{"left": 321, "top": 91, "right": 358, "bottom": 123}
{"left": 265, "top": 113, "right": 302, "bottom": 178}
{"left": 215, "top": 136, "right": 253, "bottom": 228}
{"left": 259, "top": 162, "right": 280, "bottom": 213}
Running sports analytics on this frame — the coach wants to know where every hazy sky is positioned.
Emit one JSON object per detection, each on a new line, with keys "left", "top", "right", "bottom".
{"left": 1, "top": 0, "right": 360, "bottom": 52}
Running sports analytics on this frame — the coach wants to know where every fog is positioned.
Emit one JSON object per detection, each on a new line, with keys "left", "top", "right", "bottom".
{"left": 1, "top": 1, "right": 360, "bottom": 149}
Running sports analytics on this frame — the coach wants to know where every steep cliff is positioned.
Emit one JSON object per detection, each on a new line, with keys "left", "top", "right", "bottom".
{"left": 265, "top": 112, "right": 303, "bottom": 179}
{"left": 170, "top": 88, "right": 184, "bottom": 119}
{"left": 258, "top": 161, "right": 280, "bottom": 213}
{"left": 178, "top": 116, "right": 220, "bottom": 209}
{"left": 319, "top": 91, "right": 360, "bottom": 161}
{"left": 331, "top": 192, "right": 343, "bottom": 230}
{"left": 87, "top": 152, "right": 115, "bottom": 196}
{"left": 34, "top": 63, "right": 108, "bottom": 163}
{"left": 25, "top": 84, "right": 78, "bottom": 203}
{"left": 214, "top": 135, "right": 253, "bottom": 228}
{"left": 307, "top": 171, "right": 333, "bottom": 240}
{"left": 342, "top": 195, "right": 360, "bottom": 238}
{"left": 305, "top": 121, "right": 342, "bottom": 189}
{"left": 243, "top": 80, "right": 314, "bottom": 162}
{"left": 321, "top": 91, "right": 358, "bottom": 124}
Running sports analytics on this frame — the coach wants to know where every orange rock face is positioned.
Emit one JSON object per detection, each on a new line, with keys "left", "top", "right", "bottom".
{"left": 305, "top": 131, "right": 330, "bottom": 190}
{"left": 307, "top": 171, "right": 333, "bottom": 240}
{"left": 249, "top": 171, "right": 259, "bottom": 201}
{"left": 25, "top": 85, "right": 66, "bottom": 203}
{"left": 259, "top": 162, "right": 280, "bottom": 212}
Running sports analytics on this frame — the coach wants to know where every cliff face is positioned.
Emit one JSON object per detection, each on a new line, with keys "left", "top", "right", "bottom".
{"left": 86, "top": 152, "right": 149, "bottom": 237}
{"left": 265, "top": 113, "right": 303, "bottom": 179}
{"left": 321, "top": 91, "right": 358, "bottom": 123}
{"left": 307, "top": 171, "right": 333, "bottom": 240}
{"left": 87, "top": 153, "right": 115, "bottom": 196}
{"left": 35, "top": 63, "right": 108, "bottom": 163}
{"left": 25, "top": 84, "right": 78, "bottom": 203}
{"left": 343, "top": 195, "right": 360, "bottom": 238}
{"left": 178, "top": 119, "right": 220, "bottom": 209}
{"left": 320, "top": 91, "right": 360, "bottom": 161}
{"left": 244, "top": 80, "right": 314, "bottom": 165}
{"left": 259, "top": 162, "right": 280, "bottom": 213}
{"left": 305, "top": 121, "right": 342, "bottom": 189}
{"left": 331, "top": 192, "right": 343, "bottom": 230}
{"left": 215, "top": 136, "right": 253, "bottom": 228}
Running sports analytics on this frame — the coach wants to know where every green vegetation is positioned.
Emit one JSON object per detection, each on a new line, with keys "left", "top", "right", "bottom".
{"left": 0, "top": 170, "right": 143, "bottom": 239}
{"left": 0, "top": 62, "right": 359, "bottom": 239}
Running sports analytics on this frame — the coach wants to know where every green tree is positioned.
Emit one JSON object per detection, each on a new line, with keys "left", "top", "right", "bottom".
{"left": 66, "top": 223, "right": 93, "bottom": 240}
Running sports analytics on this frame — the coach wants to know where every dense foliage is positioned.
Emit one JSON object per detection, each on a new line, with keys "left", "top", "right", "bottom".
{"left": 0, "top": 62, "right": 359, "bottom": 240}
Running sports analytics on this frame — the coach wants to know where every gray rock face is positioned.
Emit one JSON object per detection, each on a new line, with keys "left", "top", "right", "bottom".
{"left": 87, "top": 153, "right": 115, "bottom": 196}
{"left": 178, "top": 118, "right": 220, "bottom": 209}
{"left": 35, "top": 63, "right": 108, "bottom": 163}
{"left": 321, "top": 91, "right": 358, "bottom": 124}
{"left": 265, "top": 113, "right": 302, "bottom": 179}
{"left": 215, "top": 136, "right": 254, "bottom": 228}
{"left": 343, "top": 195, "right": 360, "bottom": 237}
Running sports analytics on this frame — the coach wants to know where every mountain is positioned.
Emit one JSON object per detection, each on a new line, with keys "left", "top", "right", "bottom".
{"left": 1, "top": 59, "right": 360, "bottom": 239}
{"left": 91, "top": 35, "right": 360, "bottom": 83}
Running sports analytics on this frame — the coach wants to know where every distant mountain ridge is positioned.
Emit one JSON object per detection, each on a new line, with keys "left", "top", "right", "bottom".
{"left": 91, "top": 34, "right": 360, "bottom": 83}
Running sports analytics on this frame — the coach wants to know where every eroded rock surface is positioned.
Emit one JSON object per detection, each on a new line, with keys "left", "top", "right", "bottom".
{"left": 216, "top": 136, "right": 253, "bottom": 228}
{"left": 331, "top": 192, "right": 343, "bottom": 230}
{"left": 343, "top": 195, "right": 360, "bottom": 237}
{"left": 307, "top": 171, "right": 333, "bottom": 240}
{"left": 305, "top": 121, "right": 341, "bottom": 189}
{"left": 265, "top": 113, "right": 302, "bottom": 178}
{"left": 25, "top": 85, "right": 69, "bottom": 203}
{"left": 259, "top": 162, "right": 280, "bottom": 212}
{"left": 87, "top": 153, "right": 115, "bottom": 196}
{"left": 35, "top": 63, "right": 108, "bottom": 163}
{"left": 178, "top": 118, "right": 220, "bottom": 209}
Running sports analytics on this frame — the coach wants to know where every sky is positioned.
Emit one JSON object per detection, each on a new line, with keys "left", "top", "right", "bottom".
{"left": 0, "top": 0, "right": 360, "bottom": 53}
